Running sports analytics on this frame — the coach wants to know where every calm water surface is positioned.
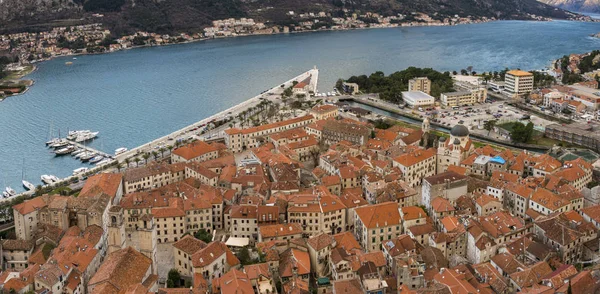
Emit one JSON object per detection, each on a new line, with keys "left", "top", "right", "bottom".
{"left": 1, "top": 20, "right": 600, "bottom": 191}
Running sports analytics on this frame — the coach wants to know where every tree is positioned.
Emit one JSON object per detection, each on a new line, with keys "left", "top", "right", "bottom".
{"left": 124, "top": 158, "right": 130, "bottom": 167}
{"left": 159, "top": 147, "right": 166, "bottom": 157}
{"left": 509, "top": 122, "right": 533, "bottom": 143}
{"left": 238, "top": 246, "right": 252, "bottom": 265}
{"left": 452, "top": 70, "right": 458, "bottom": 75}
{"left": 335, "top": 79, "right": 344, "bottom": 92}
{"left": 484, "top": 120, "right": 497, "bottom": 136}
{"left": 152, "top": 151, "right": 158, "bottom": 161}
{"left": 134, "top": 157, "right": 141, "bottom": 167}
{"left": 460, "top": 69, "right": 468, "bottom": 75}
{"left": 167, "top": 269, "right": 181, "bottom": 287}
{"left": 142, "top": 153, "right": 150, "bottom": 164}
{"left": 194, "top": 229, "right": 212, "bottom": 243}
{"left": 167, "top": 145, "right": 174, "bottom": 154}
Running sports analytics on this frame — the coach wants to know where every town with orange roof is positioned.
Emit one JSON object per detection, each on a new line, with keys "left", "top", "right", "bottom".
{"left": 2, "top": 87, "right": 600, "bottom": 294}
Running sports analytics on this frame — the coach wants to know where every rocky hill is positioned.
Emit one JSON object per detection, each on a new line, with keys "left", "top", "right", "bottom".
{"left": 538, "top": 0, "right": 600, "bottom": 12}
{"left": 0, "top": 0, "right": 583, "bottom": 34}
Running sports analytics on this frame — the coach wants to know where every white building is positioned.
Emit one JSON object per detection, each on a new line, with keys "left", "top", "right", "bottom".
{"left": 504, "top": 70, "right": 534, "bottom": 98}
{"left": 402, "top": 91, "right": 435, "bottom": 108}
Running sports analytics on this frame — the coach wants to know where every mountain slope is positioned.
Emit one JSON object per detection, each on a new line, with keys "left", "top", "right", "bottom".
{"left": 538, "top": 0, "right": 600, "bottom": 13}
{"left": 0, "top": 0, "right": 582, "bottom": 34}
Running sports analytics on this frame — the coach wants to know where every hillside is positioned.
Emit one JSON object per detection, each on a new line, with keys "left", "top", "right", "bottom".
{"left": 538, "top": 0, "right": 600, "bottom": 12}
{"left": 0, "top": 0, "right": 583, "bottom": 34}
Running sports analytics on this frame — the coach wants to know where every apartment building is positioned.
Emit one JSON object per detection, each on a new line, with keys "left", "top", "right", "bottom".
{"left": 192, "top": 241, "right": 239, "bottom": 282}
{"left": 393, "top": 148, "right": 437, "bottom": 187}
{"left": 422, "top": 171, "right": 468, "bottom": 210}
{"left": 224, "top": 115, "right": 315, "bottom": 153}
{"left": 440, "top": 88, "right": 487, "bottom": 107}
{"left": 504, "top": 70, "right": 534, "bottom": 98}
{"left": 171, "top": 140, "right": 221, "bottom": 163}
{"left": 309, "top": 104, "right": 339, "bottom": 120}
{"left": 322, "top": 120, "right": 372, "bottom": 146}
{"left": 172, "top": 235, "right": 207, "bottom": 277}
{"left": 287, "top": 191, "right": 347, "bottom": 236}
{"left": 230, "top": 205, "right": 279, "bottom": 244}
{"left": 408, "top": 77, "right": 431, "bottom": 95}
{"left": 354, "top": 202, "right": 402, "bottom": 251}
{"left": 258, "top": 223, "right": 303, "bottom": 242}
{"left": 123, "top": 162, "right": 187, "bottom": 194}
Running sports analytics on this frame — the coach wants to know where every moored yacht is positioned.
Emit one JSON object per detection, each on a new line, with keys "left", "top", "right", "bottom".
{"left": 115, "top": 147, "right": 128, "bottom": 155}
{"left": 80, "top": 152, "right": 96, "bottom": 162}
{"left": 41, "top": 175, "right": 54, "bottom": 184}
{"left": 5, "top": 187, "right": 16, "bottom": 196}
{"left": 55, "top": 145, "right": 76, "bottom": 155}
{"left": 22, "top": 180, "right": 35, "bottom": 191}
{"left": 73, "top": 167, "right": 89, "bottom": 176}
{"left": 89, "top": 156, "right": 104, "bottom": 164}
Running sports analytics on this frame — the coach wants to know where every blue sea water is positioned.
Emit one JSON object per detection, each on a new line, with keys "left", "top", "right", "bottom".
{"left": 1, "top": 20, "right": 600, "bottom": 191}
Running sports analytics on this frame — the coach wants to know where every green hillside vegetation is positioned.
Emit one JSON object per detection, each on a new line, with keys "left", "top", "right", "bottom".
{"left": 344, "top": 67, "right": 454, "bottom": 103}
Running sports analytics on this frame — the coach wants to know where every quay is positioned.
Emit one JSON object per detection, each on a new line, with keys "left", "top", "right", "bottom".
{"left": 114, "top": 67, "right": 319, "bottom": 163}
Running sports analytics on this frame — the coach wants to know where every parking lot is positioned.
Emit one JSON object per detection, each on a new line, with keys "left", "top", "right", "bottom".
{"left": 421, "top": 101, "right": 556, "bottom": 131}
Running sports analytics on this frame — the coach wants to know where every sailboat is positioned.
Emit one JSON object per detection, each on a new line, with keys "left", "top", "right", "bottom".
{"left": 22, "top": 159, "right": 35, "bottom": 191}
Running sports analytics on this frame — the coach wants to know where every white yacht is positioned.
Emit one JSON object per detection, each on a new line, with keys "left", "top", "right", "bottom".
{"left": 22, "top": 180, "right": 35, "bottom": 191}
{"left": 55, "top": 145, "right": 76, "bottom": 155}
{"left": 5, "top": 187, "right": 16, "bottom": 196}
{"left": 115, "top": 147, "right": 128, "bottom": 155}
{"left": 73, "top": 167, "right": 89, "bottom": 176}
{"left": 49, "top": 139, "right": 69, "bottom": 148}
{"left": 41, "top": 175, "right": 54, "bottom": 184}
{"left": 89, "top": 156, "right": 104, "bottom": 164}
{"left": 96, "top": 158, "right": 112, "bottom": 166}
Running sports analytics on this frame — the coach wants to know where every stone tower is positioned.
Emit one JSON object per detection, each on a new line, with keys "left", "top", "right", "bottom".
{"left": 422, "top": 117, "right": 431, "bottom": 147}
{"left": 107, "top": 206, "right": 126, "bottom": 254}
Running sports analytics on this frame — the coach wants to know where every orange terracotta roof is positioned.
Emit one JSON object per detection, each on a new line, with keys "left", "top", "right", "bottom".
{"left": 172, "top": 141, "right": 219, "bottom": 160}
{"left": 355, "top": 202, "right": 401, "bottom": 229}
{"left": 79, "top": 173, "right": 123, "bottom": 198}
{"left": 259, "top": 223, "right": 303, "bottom": 239}
{"left": 394, "top": 148, "right": 436, "bottom": 167}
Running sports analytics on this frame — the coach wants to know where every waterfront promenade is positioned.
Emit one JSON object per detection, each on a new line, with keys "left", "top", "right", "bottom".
{"left": 115, "top": 67, "right": 319, "bottom": 162}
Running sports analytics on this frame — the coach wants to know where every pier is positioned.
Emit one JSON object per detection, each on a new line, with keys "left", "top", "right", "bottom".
{"left": 67, "top": 140, "right": 114, "bottom": 159}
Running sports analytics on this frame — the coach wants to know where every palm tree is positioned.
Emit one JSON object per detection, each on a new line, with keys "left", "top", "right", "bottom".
{"left": 142, "top": 153, "right": 150, "bottom": 165}
{"left": 116, "top": 162, "right": 124, "bottom": 172}
{"left": 124, "top": 158, "right": 130, "bottom": 167}
{"left": 159, "top": 147, "right": 166, "bottom": 157}
{"left": 152, "top": 151, "right": 158, "bottom": 161}
{"left": 134, "top": 157, "right": 141, "bottom": 167}
{"left": 167, "top": 145, "right": 174, "bottom": 154}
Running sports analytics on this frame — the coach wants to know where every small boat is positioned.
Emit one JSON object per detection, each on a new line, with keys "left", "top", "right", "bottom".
{"left": 65, "top": 61, "right": 73, "bottom": 65}
{"left": 73, "top": 57, "right": 77, "bottom": 60}
{"left": 73, "top": 167, "right": 89, "bottom": 176}
{"left": 2, "top": 191, "right": 9, "bottom": 198}
{"left": 71, "top": 149, "right": 85, "bottom": 156}
{"left": 89, "top": 156, "right": 104, "bottom": 164}
{"left": 22, "top": 180, "right": 35, "bottom": 191}
{"left": 80, "top": 153, "right": 96, "bottom": 162}
{"left": 55, "top": 145, "right": 76, "bottom": 155}
{"left": 115, "top": 147, "right": 128, "bottom": 155}
{"left": 5, "top": 187, "right": 16, "bottom": 196}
